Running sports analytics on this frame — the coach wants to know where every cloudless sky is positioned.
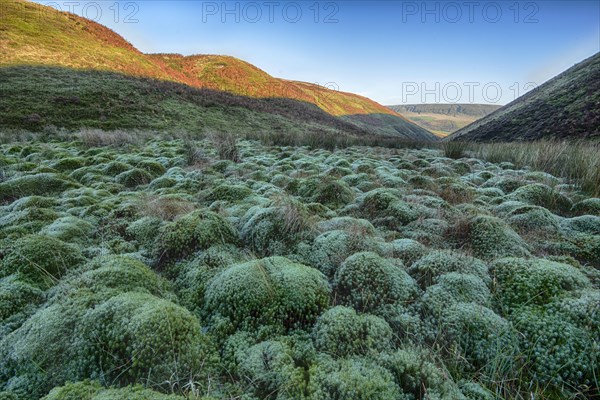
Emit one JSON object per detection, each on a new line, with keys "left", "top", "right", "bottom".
{"left": 33, "top": 0, "right": 600, "bottom": 105}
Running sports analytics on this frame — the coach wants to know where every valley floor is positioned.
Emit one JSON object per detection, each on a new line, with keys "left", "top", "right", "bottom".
{"left": 0, "top": 131, "right": 598, "bottom": 400}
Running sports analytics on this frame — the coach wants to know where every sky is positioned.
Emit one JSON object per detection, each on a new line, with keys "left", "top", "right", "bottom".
{"left": 33, "top": 0, "right": 600, "bottom": 105}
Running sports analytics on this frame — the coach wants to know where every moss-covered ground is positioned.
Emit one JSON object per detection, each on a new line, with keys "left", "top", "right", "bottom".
{"left": 0, "top": 133, "right": 598, "bottom": 399}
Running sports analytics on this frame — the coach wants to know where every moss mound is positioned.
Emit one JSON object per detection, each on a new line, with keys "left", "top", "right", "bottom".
{"left": 307, "top": 356, "right": 402, "bottom": 400}
{"left": 512, "top": 306, "right": 598, "bottom": 388}
{"left": 236, "top": 340, "right": 309, "bottom": 399}
{"left": 205, "top": 183, "right": 253, "bottom": 202}
{"left": 507, "top": 183, "right": 572, "bottom": 214}
{"left": 155, "top": 209, "right": 237, "bottom": 263}
{"left": 1, "top": 235, "right": 85, "bottom": 289}
{"left": 333, "top": 252, "right": 418, "bottom": 313}
{"left": 241, "top": 197, "right": 316, "bottom": 256}
{"left": 0, "top": 292, "right": 215, "bottom": 398}
{"left": 80, "top": 292, "right": 216, "bottom": 387}
{"left": 467, "top": 216, "right": 530, "bottom": 260}
{"left": 42, "top": 381, "right": 184, "bottom": 400}
{"left": 297, "top": 175, "right": 355, "bottom": 208}
{"left": 440, "top": 302, "right": 518, "bottom": 373}
{"left": 492, "top": 258, "right": 591, "bottom": 311}
{"left": 307, "top": 230, "right": 379, "bottom": 278}
{"left": 313, "top": 306, "right": 392, "bottom": 357}
{"left": 408, "top": 250, "right": 489, "bottom": 288}
{"left": 378, "top": 347, "right": 465, "bottom": 399}
{"left": 421, "top": 272, "right": 491, "bottom": 316}
{"left": 204, "top": 257, "right": 330, "bottom": 335}
{"left": 114, "top": 168, "right": 153, "bottom": 188}
{"left": 0, "top": 275, "right": 44, "bottom": 335}
{"left": 571, "top": 198, "right": 600, "bottom": 216}
{"left": 50, "top": 255, "right": 170, "bottom": 300}
{"left": 0, "top": 173, "right": 78, "bottom": 203}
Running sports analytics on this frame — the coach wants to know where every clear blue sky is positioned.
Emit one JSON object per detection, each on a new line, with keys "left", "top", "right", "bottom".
{"left": 34, "top": 0, "right": 600, "bottom": 105}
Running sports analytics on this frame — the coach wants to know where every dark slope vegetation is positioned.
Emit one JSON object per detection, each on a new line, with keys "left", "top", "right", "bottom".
{"left": 341, "top": 113, "right": 439, "bottom": 141}
{"left": 0, "top": 66, "right": 437, "bottom": 141}
{"left": 448, "top": 52, "right": 600, "bottom": 142}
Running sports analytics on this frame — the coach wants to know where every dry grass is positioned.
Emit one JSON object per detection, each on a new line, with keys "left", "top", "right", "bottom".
{"left": 243, "top": 130, "right": 433, "bottom": 151}
{"left": 183, "top": 138, "right": 210, "bottom": 167}
{"left": 467, "top": 140, "right": 600, "bottom": 197}
{"left": 208, "top": 131, "right": 241, "bottom": 163}
{"left": 79, "top": 128, "right": 141, "bottom": 148}
{"left": 138, "top": 195, "right": 196, "bottom": 221}
{"left": 442, "top": 141, "right": 467, "bottom": 159}
{"left": 272, "top": 195, "right": 316, "bottom": 237}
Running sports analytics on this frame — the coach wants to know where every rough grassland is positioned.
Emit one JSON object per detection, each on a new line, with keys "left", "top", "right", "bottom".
{"left": 0, "top": 131, "right": 598, "bottom": 399}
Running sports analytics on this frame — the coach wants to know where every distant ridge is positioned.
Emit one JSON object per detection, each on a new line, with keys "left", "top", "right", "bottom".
{"left": 388, "top": 104, "right": 501, "bottom": 137}
{"left": 446, "top": 52, "right": 600, "bottom": 142}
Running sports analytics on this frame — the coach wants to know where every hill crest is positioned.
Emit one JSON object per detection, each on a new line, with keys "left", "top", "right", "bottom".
{"left": 0, "top": 0, "right": 405, "bottom": 119}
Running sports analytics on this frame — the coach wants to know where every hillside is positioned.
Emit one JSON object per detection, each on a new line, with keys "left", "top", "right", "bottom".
{"left": 0, "top": 66, "right": 363, "bottom": 135}
{"left": 388, "top": 104, "right": 501, "bottom": 137}
{"left": 447, "top": 52, "right": 600, "bottom": 142}
{"left": 0, "top": 0, "right": 436, "bottom": 140}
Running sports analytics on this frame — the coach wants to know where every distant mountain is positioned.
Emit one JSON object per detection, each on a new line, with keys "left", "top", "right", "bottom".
{"left": 447, "top": 52, "right": 600, "bottom": 142}
{"left": 0, "top": 0, "right": 437, "bottom": 141}
{"left": 387, "top": 104, "right": 501, "bottom": 137}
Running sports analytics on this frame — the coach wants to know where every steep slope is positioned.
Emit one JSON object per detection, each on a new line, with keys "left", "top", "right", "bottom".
{"left": 388, "top": 104, "right": 501, "bottom": 137}
{"left": 0, "top": 0, "right": 173, "bottom": 79}
{"left": 447, "top": 53, "right": 600, "bottom": 142}
{"left": 0, "top": 66, "right": 379, "bottom": 136}
{"left": 147, "top": 54, "right": 397, "bottom": 117}
{"left": 341, "top": 113, "right": 439, "bottom": 142}
{"left": 0, "top": 0, "right": 437, "bottom": 140}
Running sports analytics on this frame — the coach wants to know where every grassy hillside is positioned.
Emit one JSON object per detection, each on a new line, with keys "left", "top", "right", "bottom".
{"left": 0, "top": 66, "right": 438, "bottom": 141}
{"left": 0, "top": 0, "right": 411, "bottom": 118}
{"left": 148, "top": 54, "right": 399, "bottom": 117}
{"left": 341, "top": 112, "right": 438, "bottom": 141}
{"left": 0, "top": 66, "right": 353, "bottom": 134}
{"left": 388, "top": 104, "right": 501, "bottom": 137}
{"left": 447, "top": 52, "right": 600, "bottom": 142}
{"left": 0, "top": 0, "right": 171, "bottom": 78}
{"left": 0, "top": 0, "right": 437, "bottom": 140}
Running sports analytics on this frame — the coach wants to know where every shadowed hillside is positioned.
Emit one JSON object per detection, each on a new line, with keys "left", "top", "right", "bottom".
{"left": 447, "top": 52, "right": 600, "bottom": 142}
{"left": 0, "top": 66, "right": 382, "bottom": 136}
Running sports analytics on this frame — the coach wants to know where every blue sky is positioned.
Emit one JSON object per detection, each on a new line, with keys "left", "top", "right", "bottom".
{"left": 35, "top": 1, "right": 600, "bottom": 105}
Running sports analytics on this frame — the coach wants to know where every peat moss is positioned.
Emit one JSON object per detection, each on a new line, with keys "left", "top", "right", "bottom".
{"left": 204, "top": 257, "right": 330, "bottom": 336}
{"left": 333, "top": 252, "right": 418, "bottom": 314}
{"left": 1, "top": 235, "right": 85, "bottom": 289}
{"left": 42, "top": 381, "right": 184, "bottom": 400}
{"left": 155, "top": 209, "right": 238, "bottom": 263}
{"left": 492, "top": 257, "right": 591, "bottom": 311}
{"left": 313, "top": 306, "right": 392, "bottom": 357}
